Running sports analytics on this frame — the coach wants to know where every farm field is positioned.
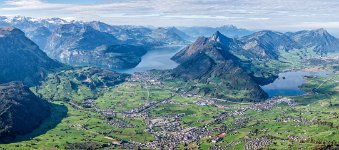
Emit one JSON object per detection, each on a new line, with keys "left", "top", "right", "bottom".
{"left": 1, "top": 71, "right": 338, "bottom": 149}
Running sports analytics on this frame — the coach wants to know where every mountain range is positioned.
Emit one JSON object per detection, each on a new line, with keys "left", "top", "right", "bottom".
{"left": 239, "top": 30, "right": 302, "bottom": 59}
{"left": 0, "top": 16, "right": 189, "bottom": 69}
{"left": 171, "top": 28, "right": 339, "bottom": 100}
{"left": 178, "top": 25, "right": 254, "bottom": 38}
{"left": 0, "top": 15, "right": 338, "bottom": 148}
{"left": 171, "top": 31, "right": 268, "bottom": 101}
{"left": 1, "top": 16, "right": 339, "bottom": 97}
{"left": 286, "top": 28, "right": 339, "bottom": 55}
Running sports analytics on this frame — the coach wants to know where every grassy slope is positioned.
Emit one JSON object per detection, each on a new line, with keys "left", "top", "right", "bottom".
{"left": 195, "top": 74, "right": 339, "bottom": 149}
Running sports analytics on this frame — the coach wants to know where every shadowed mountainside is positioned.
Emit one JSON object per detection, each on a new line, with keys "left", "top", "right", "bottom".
{"left": 0, "top": 26, "right": 62, "bottom": 86}
{"left": 0, "top": 82, "right": 51, "bottom": 142}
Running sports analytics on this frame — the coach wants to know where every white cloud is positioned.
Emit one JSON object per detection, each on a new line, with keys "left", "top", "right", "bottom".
{"left": 286, "top": 22, "right": 339, "bottom": 29}
{"left": 4, "top": 0, "right": 42, "bottom": 6}
{"left": 2, "top": 0, "right": 69, "bottom": 10}
{"left": 0, "top": 0, "right": 339, "bottom": 33}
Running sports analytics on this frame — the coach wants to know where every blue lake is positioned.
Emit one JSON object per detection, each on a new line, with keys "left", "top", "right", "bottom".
{"left": 114, "top": 46, "right": 331, "bottom": 98}
{"left": 261, "top": 71, "right": 330, "bottom": 97}
{"left": 114, "top": 45, "right": 184, "bottom": 74}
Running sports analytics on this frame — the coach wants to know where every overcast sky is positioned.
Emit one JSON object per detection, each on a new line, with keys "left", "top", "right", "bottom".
{"left": 1, "top": 0, "right": 339, "bottom": 35}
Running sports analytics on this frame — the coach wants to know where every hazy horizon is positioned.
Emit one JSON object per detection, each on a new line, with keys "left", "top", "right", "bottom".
{"left": 2, "top": 15, "right": 339, "bottom": 38}
{"left": 1, "top": 0, "right": 339, "bottom": 36}
{"left": 0, "top": 1, "right": 338, "bottom": 149}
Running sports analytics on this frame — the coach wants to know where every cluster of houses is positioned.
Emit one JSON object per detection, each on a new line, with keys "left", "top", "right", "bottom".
{"left": 244, "top": 137, "right": 272, "bottom": 150}
{"left": 249, "top": 97, "right": 296, "bottom": 111}
{"left": 74, "top": 71, "right": 318, "bottom": 149}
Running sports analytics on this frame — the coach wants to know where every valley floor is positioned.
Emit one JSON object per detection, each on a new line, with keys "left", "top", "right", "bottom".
{"left": 0, "top": 70, "right": 338, "bottom": 150}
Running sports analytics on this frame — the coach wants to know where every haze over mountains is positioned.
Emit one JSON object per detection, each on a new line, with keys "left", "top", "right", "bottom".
{"left": 0, "top": 16, "right": 189, "bottom": 69}
{"left": 1, "top": 16, "right": 339, "bottom": 87}
{"left": 0, "top": 14, "right": 338, "bottom": 149}
{"left": 2, "top": 16, "right": 338, "bottom": 73}
{"left": 178, "top": 25, "right": 254, "bottom": 38}
{"left": 287, "top": 28, "right": 339, "bottom": 54}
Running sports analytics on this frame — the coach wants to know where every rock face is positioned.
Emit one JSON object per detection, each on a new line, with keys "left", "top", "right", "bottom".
{"left": 25, "top": 26, "right": 52, "bottom": 49}
{"left": 44, "top": 24, "right": 148, "bottom": 69}
{"left": 44, "top": 23, "right": 188, "bottom": 69}
{"left": 0, "top": 27, "right": 62, "bottom": 86}
{"left": 172, "top": 32, "right": 268, "bottom": 101}
{"left": 0, "top": 82, "right": 50, "bottom": 141}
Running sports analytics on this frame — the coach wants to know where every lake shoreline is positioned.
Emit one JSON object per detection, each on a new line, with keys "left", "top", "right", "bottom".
{"left": 261, "top": 71, "right": 331, "bottom": 97}
{"left": 112, "top": 45, "right": 185, "bottom": 74}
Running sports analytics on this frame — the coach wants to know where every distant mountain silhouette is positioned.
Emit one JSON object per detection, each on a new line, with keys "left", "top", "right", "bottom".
{"left": 179, "top": 25, "right": 254, "bottom": 39}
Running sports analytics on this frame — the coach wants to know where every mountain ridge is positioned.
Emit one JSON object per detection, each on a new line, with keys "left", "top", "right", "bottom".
{"left": 286, "top": 28, "right": 339, "bottom": 54}
{"left": 0, "top": 16, "right": 189, "bottom": 69}
{"left": 171, "top": 31, "right": 269, "bottom": 101}
{"left": 178, "top": 25, "right": 254, "bottom": 38}
{"left": 0, "top": 26, "right": 62, "bottom": 86}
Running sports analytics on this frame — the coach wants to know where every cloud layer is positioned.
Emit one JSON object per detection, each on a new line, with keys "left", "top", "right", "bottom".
{"left": 1, "top": 0, "right": 339, "bottom": 34}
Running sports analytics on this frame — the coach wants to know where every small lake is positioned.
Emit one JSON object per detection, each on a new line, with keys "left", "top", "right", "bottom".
{"left": 261, "top": 71, "right": 330, "bottom": 97}
{"left": 116, "top": 45, "right": 184, "bottom": 74}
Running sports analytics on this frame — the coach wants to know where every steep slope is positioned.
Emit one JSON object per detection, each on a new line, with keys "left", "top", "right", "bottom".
{"left": 25, "top": 26, "right": 52, "bottom": 49}
{"left": 172, "top": 31, "right": 268, "bottom": 101}
{"left": 0, "top": 27, "right": 62, "bottom": 86}
{"left": 1, "top": 16, "right": 188, "bottom": 69}
{"left": 45, "top": 24, "right": 147, "bottom": 69}
{"left": 173, "top": 31, "right": 280, "bottom": 85}
{"left": 166, "top": 27, "right": 191, "bottom": 41}
{"left": 45, "top": 23, "right": 188, "bottom": 69}
{"left": 0, "top": 82, "right": 50, "bottom": 141}
{"left": 92, "top": 44, "right": 147, "bottom": 69}
{"left": 287, "top": 28, "right": 339, "bottom": 54}
{"left": 45, "top": 23, "right": 119, "bottom": 58}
